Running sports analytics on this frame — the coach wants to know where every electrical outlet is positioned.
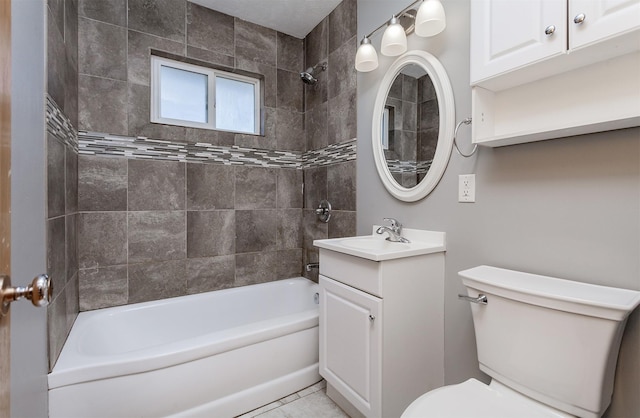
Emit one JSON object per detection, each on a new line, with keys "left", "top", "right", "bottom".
{"left": 458, "top": 174, "right": 476, "bottom": 203}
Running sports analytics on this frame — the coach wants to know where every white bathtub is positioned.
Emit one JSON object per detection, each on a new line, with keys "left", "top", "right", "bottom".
{"left": 48, "top": 277, "right": 321, "bottom": 418}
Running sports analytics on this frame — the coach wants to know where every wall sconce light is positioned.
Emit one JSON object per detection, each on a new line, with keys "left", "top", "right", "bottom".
{"left": 380, "top": 15, "right": 407, "bottom": 57}
{"left": 355, "top": 0, "right": 446, "bottom": 72}
{"left": 415, "top": 0, "right": 447, "bottom": 36}
{"left": 355, "top": 36, "right": 379, "bottom": 72}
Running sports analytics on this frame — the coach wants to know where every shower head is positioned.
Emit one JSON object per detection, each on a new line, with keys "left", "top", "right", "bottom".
{"left": 300, "top": 69, "right": 317, "bottom": 85}
{"left": 300, "top": 62, "right": 327, "bottom": 85}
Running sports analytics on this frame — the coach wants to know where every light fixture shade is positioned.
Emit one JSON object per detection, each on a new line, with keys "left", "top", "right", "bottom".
{"left": 415, "top": 0, "right": 446, "bottom": 37}
{"left": 380, "top": 16, "right": 407, "bottom": 56}
{"left": 355, "top": 37, "right": 379, "bottom": 72}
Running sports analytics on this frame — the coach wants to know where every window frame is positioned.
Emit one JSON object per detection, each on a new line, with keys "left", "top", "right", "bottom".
{"left": 150, "top": 55, "right": 261, "bottom": 135}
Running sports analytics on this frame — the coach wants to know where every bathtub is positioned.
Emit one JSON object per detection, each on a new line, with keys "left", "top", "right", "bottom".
{"left": 48, "top": 277, "right": 321, "bottom": 418}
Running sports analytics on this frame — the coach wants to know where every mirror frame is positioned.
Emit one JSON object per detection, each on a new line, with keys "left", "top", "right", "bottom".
{"left": 372, "top": 50, "right": 455, "bottom": 202}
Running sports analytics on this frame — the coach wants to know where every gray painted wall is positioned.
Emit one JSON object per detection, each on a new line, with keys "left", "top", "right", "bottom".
{"left": 11, "top": 0, "right": 49, "bottom": 416}
{"left": 357, "top": 1, "right": 639, "bottom": 417}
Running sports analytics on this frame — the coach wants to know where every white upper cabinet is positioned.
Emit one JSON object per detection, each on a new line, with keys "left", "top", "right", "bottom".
{"left": 470, "top": 0, "right": 640, "bottom": 147}
{"left": 470, "top": 0, "right": 567, "bottom": 84}
{"left": 471, "top": 0, "right": 640, "bottom": 86}
{"left": 569, "top": 0, "right": 640, "bottom": 49}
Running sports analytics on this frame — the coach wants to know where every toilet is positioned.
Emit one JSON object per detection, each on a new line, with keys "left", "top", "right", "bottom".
{"left": 403, "top": 265, "right": 640, "bottom": 418}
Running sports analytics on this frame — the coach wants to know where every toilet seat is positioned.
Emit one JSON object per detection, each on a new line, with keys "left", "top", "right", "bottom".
{"left": 401, "top": 378, "right": 574, "bottom": 418}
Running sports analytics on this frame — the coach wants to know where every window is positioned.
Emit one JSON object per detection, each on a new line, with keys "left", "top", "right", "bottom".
{"left": 150, "top": 56, "right": 261, "bottom": 135}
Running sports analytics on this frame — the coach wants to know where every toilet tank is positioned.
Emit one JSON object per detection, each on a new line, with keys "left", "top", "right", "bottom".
{"left": 460, "top": 266, "right": 640, "bottom": 418}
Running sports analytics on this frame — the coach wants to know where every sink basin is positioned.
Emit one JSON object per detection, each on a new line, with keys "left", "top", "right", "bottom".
{"left": 314, "top": 227, "right": 446, "bottom": 261}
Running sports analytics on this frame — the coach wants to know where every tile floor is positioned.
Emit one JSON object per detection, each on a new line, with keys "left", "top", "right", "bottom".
{"left": 238, "top": 380, "right": 350, "bottom": 418}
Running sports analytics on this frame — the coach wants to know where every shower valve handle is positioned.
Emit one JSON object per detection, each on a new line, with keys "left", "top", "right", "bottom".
{"left": 315, "top": 200, "right": 332, "bottom": 223}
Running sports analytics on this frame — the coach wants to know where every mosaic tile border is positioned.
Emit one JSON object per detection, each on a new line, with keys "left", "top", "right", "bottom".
{"left": 300, "top": 141, "right": 357, "bottom": 168}
{"left": 51, "top": 85, "right": 357, "bottom": 169}
{"left": 77, "top": 131, "right": 357, "bottom": 169}
{"left": 386, "top": 159, "right": 432, "bottom": 175}
{"left": 46, "top": 95, "right": 78, "bottom": 151}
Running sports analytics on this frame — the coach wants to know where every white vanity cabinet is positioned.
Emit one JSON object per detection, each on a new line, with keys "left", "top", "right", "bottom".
{"left": 314, "top": 231, "right": 445, "bottom": 418}
{"left": 470, "top": 0, "right": 640, "bottom": 146}
{"left": 319, "top": 275, "right": 382, "bottom": 417}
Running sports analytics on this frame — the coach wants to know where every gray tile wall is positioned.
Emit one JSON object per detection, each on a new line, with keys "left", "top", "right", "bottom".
{"left": 75, "top": 0, "right": 357, "bottom": 308}
{"left": 417, "top": 74, "right": 439, "bottom": 178}
{"left": 48, "top": 0, "right": 79, "bottom": 128}
{"left": 302, "top": 0, "right": 358, "bottom": 281}
{"left": 46, "top": 0, "right": 79, "bottom": 370}
{"left": 77, "top": 0, "right": 305, "bottom": 151}
{"left": 77, "top": 157, "right": 303, "bottom": 310}
{"left": 387, "top": 74, "right": 419, "bottom": 188}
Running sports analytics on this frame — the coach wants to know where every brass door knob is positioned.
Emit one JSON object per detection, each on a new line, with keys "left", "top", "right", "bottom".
{"left": 0, "top": 274, "right": 52, "bottom": 317}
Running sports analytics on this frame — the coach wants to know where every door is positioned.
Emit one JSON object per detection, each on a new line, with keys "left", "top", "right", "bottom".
{"left": 569, "top": 0, "right": 640, "bottom": 49}
{"left": 319, "top": 275, "right": 382, "bottom": 417}
{"left": 0, "top": 0, "right": 11, "bottom": 414}
{"left": 3, "top": 0, "right": 49, "bottom": 416}
{"left": 470, "top": 0, "right": 567, "bottom": 84}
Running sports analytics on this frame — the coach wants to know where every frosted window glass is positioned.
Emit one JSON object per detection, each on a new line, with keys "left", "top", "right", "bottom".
{"left": 215, "top": 76, "right": 255, "bottom": 133}
{"left": 160, "top": 65, "right": 208, "bottom": 123}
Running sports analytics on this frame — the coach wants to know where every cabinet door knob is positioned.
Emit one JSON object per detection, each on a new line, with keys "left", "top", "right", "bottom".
{"left": 544, "top": 25, "right": 556, "bottom": 35}
{"left": 369, "top": 315, "right": 375, "bottom": 322}
{"left": 574, "top": 13, "right": 586, "bottom": 24}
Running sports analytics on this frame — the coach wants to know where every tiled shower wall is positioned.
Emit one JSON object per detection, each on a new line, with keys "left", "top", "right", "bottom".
{"left": 384, "top": 74, "right": 438, "bottom": 188}
{"left": 77, "top": 0, "right": 303, "bottom": 150}
{"left": 76, "top": 0, "right": 357, "bottom": 309}
{"left": 386, "top": 74, "right": 420, "bottom": 187}
{"left": 46, "top": 0, "right": 79, "bottom": 368}
{"left": 77, "top": 158, "right": 303, "bottom": 310}
{"left": 302, "top": 0, "right": 358, "bottom": 281}
{"left": 417, "top": 75, "right": 439, "bottom": 175}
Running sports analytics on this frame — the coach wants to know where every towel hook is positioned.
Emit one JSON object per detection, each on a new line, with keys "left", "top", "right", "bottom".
{"left": 453, "top": 118, "right": 477, "bottom": 158}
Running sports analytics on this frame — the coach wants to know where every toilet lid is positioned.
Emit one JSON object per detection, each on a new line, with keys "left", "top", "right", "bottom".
{"left": 402, "top": 379, "right": 571, "bottom": 418}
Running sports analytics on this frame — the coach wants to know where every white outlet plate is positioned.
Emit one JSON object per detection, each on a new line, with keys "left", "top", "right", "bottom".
{"left": 459, "top": 174, "right": 476, "bottom": 203}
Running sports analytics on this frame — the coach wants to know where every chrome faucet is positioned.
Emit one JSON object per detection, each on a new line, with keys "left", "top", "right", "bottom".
{"left": 376, "top": 218, "right": 410, "bottom": 243}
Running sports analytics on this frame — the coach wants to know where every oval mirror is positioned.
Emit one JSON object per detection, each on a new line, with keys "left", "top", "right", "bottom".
{"left": 372, "top": 51, "right": 455, "bottom": 202}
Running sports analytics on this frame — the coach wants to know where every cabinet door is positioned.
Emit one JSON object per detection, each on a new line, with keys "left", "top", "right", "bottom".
{"left": 470, "top": 0, "right": 567, "bottom": 84}
{"left": 319, "top": 276, "right": 382, "bottom": 417}
{"left": 569, "top": 0, "right": 640, "bottom": 50}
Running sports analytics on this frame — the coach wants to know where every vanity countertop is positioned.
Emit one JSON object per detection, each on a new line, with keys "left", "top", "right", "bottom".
{"left": 314, "top": 227, "right": 446, "bottom": 262}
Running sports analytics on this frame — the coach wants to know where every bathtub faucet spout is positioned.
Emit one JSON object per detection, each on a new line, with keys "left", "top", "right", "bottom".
{"left": 305, "top": 263, "right": 319, "bottom": 272}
